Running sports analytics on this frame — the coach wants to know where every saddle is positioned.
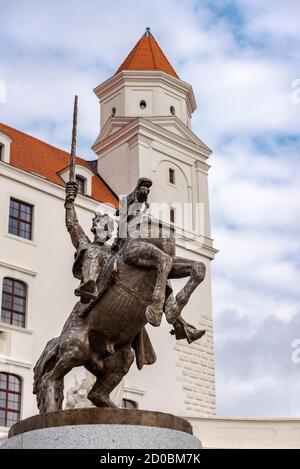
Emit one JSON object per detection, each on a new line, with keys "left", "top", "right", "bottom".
{"left": 78, "top": 253, "right": 118, "bottom": 318}
{"left": 77, "top": 252, "right": 157, "bottom": 370}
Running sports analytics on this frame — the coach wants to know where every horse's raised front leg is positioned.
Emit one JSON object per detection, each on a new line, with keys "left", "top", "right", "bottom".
{"left": 165, "top": 257, "right": 206, "bottom": 324}
{"left": 123, "top": 241, "right": 173, "bottom": 327}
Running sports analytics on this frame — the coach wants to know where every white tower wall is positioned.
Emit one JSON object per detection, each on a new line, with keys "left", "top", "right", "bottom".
{"left": 93, "top": 69, "right": 217, "bottom": 417}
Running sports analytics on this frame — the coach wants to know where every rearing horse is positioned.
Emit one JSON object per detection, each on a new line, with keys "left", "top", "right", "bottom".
{"left": 33, "top": 179, "right": 206, "bottom": 413}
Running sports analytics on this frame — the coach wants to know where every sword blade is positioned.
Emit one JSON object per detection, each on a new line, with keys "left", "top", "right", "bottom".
{"left": 69, "top": 95, "right": 78, "bottom": 182}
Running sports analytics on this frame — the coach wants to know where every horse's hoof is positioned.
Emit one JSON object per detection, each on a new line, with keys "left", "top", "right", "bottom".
{"left": 145, "top": 305, "right": 163, "bottom": 327}
{"left": 88, "top": 392, "right": 118, "bottom": 408}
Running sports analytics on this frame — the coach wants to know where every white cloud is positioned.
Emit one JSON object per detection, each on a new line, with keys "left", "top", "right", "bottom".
{"left": 214, "top": 308, "right": 300, "bottom": 417}
{"left": 237, "top": 0, "right": 300, "bottom": 40}
{"left": 188, "top": 56, "right": 299, "bottom": 142}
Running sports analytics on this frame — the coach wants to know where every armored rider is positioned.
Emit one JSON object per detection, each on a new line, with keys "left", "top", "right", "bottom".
{"left": 64, "top": 180, "right": 114, "bottom": 303}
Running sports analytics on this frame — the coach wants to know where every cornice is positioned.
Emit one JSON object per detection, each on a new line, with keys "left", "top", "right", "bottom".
{"left": 92, "top": 117, "right": 211, "bottom": 161}
{"left": 0, "top": 260, "right": 37, "bottom": 277}
{"left": 0, "top": 356, "right": 32, "bottom": 369}
{"left": 94, "top": 70, "right": 197, "bottom": 114}
{"left": 0, "top": 162, "right": 115, "bottom": 215}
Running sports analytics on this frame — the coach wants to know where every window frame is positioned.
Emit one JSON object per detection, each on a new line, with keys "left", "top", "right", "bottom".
{"left": 75, "top": 175, "right": 86, "bottom": 195}
{"left": 8, "top": 198, "right": 33, "bottom": 241}
{"left": 0, "top": 372, "right": 22, "bottom": 428}
{"left": 1, "top": 277, "right": 27, "bottom": 328}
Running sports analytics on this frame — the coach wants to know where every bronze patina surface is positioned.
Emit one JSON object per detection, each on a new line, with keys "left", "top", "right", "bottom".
{"left": 9, "top": 408, "right": 193, "bottom": 438}
{"left": 33, "top": 101, "right": 207, "bottom": 414}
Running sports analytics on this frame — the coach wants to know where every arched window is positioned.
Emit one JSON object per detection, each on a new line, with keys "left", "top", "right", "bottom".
{"left": 122, "top": 398, "right": 138, "bottom": 409}
{"left": 76, "top": 175, "right": 86, "bottom": 195}
{"left": 1, "top": 278, "right": 27, "bottom": 328}
{"left": 0, "top": 373, "right": 22, "bottom": 427}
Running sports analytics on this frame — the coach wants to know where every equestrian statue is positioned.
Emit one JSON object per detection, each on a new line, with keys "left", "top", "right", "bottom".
{"left": 33, "top": 97, "right": 207, "bottom": 413}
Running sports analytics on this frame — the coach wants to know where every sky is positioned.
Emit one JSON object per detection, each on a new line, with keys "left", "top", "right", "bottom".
{"left": 0, "top": 0, "right": 300, "bottom": 418}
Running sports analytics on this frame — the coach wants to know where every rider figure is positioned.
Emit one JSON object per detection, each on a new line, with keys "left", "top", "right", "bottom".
{"left": 112, "top": 177, "right": 152, "bottom": 252}
{"left": 65, "top": 181, "right": 114, "bottom": 304}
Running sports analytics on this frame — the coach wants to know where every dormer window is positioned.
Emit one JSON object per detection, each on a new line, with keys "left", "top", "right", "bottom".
{"left": 139, "top": 100, "right": 147, "bottom": 110}
{"left": 170, "top": 106, "right": 175, "bottom": 115}
{"left": 111, "top": 107, "right": 116, "bottom": 117}
{"left": 76, "top": 175, "right": 86, "bottom": 195}
{"left": 169, "top": 168, "right": 175, "bottom": 185}
{"left": 0, "top": 131, "right": 12, "bottom": 164}
{"left": 60, "top": 165, "right": 93, "bottom": 197}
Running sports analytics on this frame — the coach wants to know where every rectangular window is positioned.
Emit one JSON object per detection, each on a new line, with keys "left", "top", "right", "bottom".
{"left": 75, "top": 175, "right": 86, "bottom": 195}
{"left": 1, "top": 278, "right": 27, "bottom": 328}
{"left": 170, "top": 208, "right": 175, "bottom": 224}
{"left": 8, "top": 198, "right": 33, "bottom": 240}
{"left": 169, "top": 168, "right": 175, "bottom": 185}
{"left": 0, "top": 373, "right": 21, "bottom": 427}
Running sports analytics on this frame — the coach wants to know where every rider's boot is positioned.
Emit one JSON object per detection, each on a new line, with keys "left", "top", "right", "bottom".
{"left": 170, "top": 315, "right": 206, "bottom": 343}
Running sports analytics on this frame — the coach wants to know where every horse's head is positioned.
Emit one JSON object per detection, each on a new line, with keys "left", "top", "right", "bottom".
{"left": 135, "top": 178, "right": 152, "bottom": 205}
{"left": 91, "top": 212, "right": 114, "bottom": 243}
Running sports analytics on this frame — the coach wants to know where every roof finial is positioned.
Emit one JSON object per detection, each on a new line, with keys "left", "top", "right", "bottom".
{"left": 145, "top": 27, "right": 151, "bottom": 37}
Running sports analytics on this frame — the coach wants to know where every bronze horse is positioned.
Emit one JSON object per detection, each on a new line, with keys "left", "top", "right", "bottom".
{"left": 33, "top": 179, "right": 206, "bottom": 413}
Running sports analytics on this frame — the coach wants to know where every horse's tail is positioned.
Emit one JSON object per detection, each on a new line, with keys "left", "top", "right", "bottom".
{"left": 33, "top": 337, "right": 60, "bottom": 399}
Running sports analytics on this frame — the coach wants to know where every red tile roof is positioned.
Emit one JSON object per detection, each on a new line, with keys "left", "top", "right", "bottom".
{"left": 0, "top": 122, "right": 118, "bottom": 207}
{"left": 116, "top": 28, "right": 179, "bottom": 79}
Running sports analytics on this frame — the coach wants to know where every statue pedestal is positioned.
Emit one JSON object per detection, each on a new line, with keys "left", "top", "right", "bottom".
{"left": 1, "top": 408, "right": 201, "bottom": 449}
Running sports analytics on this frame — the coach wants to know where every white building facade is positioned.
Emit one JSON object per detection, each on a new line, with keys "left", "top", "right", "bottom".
{"left": 0, "top": 29, "right": 218, "bottom": 442}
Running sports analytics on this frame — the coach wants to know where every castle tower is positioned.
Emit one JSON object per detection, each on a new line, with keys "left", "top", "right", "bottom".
{"left": 93, "top": 29, "right": 217, "bottom": 417}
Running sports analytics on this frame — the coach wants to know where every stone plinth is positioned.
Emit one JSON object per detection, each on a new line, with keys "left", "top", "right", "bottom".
{"left": 1, "top": 408, "right": 201, "bottom": 449}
